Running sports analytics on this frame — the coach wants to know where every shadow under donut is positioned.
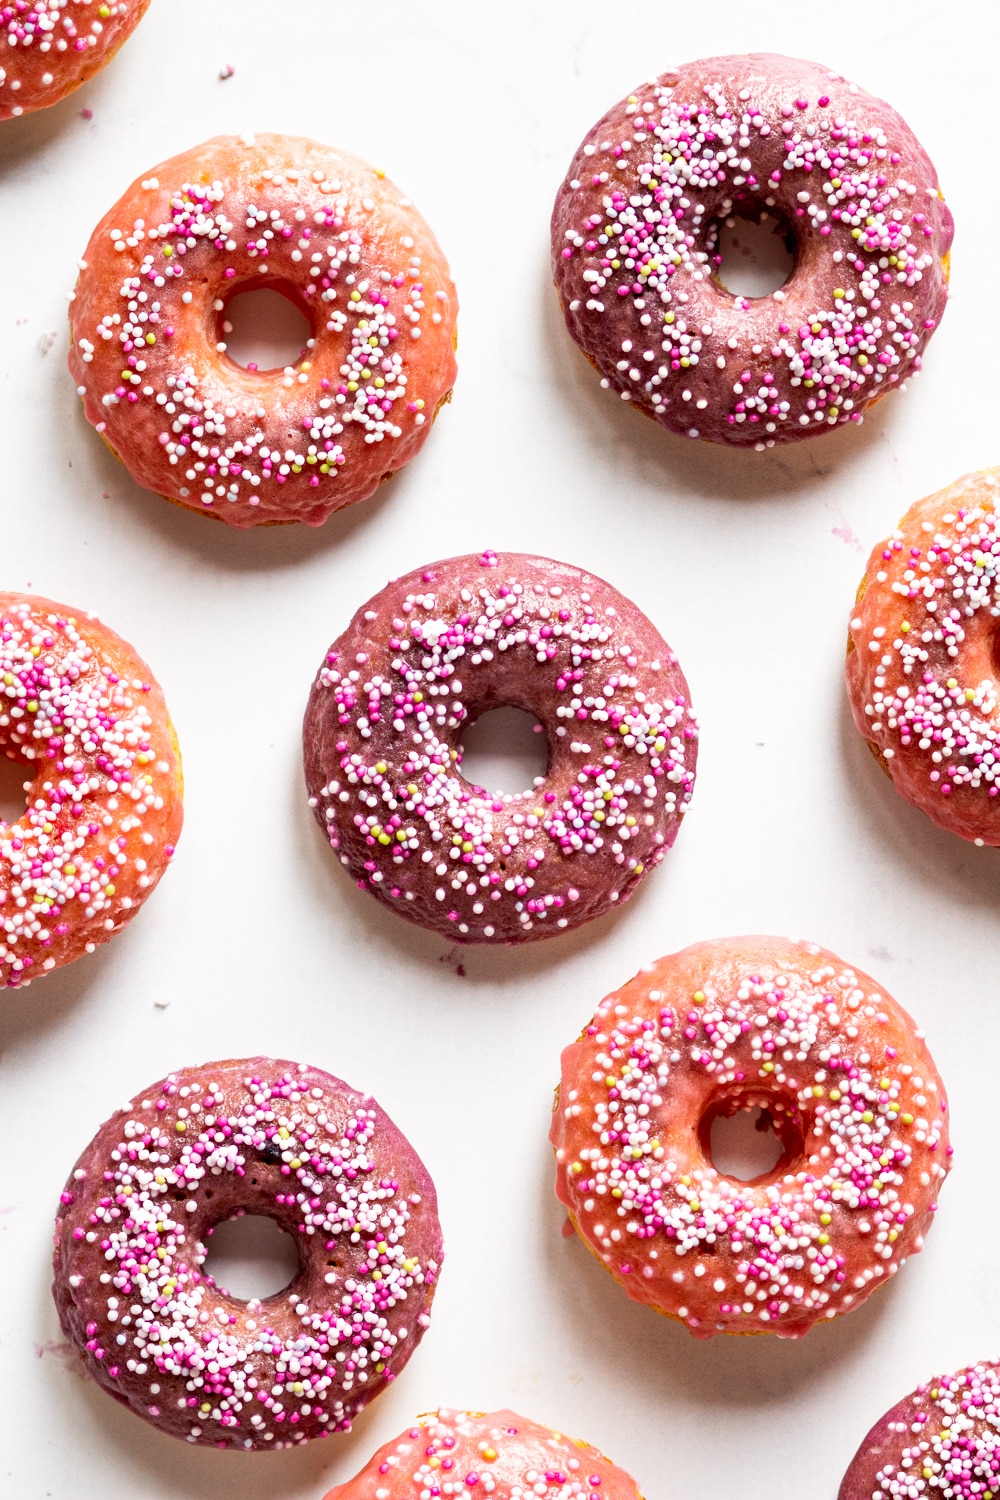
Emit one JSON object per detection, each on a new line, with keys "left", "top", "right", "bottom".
{"left": 534, "top": 1116, "right": 896, "bottom": 1415}
{"left": 33, "top": 1244, "right": 395, "bottom": 1498}
{"left": 537, "top": 259, "right": 902, "bottom": 509}
{"left": 290, "top": 738, "right": 692, "bottom": 991}
{"left": 59, "top": 385, "right": 411, "bottom": 577}
{"left": 837, "top": 689, "right": 1000, "bottom": 916}
{"left": 0, "top": 937, "right": 118, "bottom": 1056}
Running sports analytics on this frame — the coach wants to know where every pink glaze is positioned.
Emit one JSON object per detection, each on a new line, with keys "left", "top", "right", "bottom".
{"left": 839, "top": 1362, "right": 1000, "bottom": 1499}
{"left": 0, "top": 0, "right": 148, "bottom": 120}
{"left": 847, "top": 469, "right": 1000, "bottom": 845}
{"left": 69, "top": 134, "right": 458, "bottom": 527}
{"left": 0, "top": 592, "right": 181, "bottom": 988}
{"left": 52, "top": 1058, "right": 443, "bottom": 1449}
{"left": 322, "top": 1409, "right": 645, "bottom": 1500}
{"left": 551, "top": 936, "right": 950, "bottom": 1338}
{"left": 303, "top": 551, "right": 697, "bottom": 943}
{"left": 552, "top": 54, "right": 952, "bottom": 448}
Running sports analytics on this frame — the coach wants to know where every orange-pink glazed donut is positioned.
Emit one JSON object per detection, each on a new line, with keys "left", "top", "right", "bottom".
{"left": 52, "top": 1058, "right": 443, "bottom": 1449}
{"left": 0, "top": 0, "right": 148, "bottom": 120}
{"left": 303, "top": 551, "right": 697, "bottom": 943}
{"left": 321, "top": 1410, "right": 645, "bottom": 1500}
{"left": 551, "top": 936, "right": 951, "bottom": 1339}
{"left": 0, "top": 593, "right": 182, "bottom": 987}
{"left": 551, "top": 54, "right": 952, "bottom": 448}
{"left": 847, "top": 469, "right": 1000, "bottom": 845}
{"left": 69, "top": 134, "right": 458, "bottom": 528}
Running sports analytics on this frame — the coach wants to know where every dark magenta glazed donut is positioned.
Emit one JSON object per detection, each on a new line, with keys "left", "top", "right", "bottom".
{"left": 51, "top": 1057, "right": 443, "bottom": 1449}
{"left": 551, "top": 54, "right": 952, "bottom": 448}
{"left": 303, "top": 551, "right": 697, "bottom": 943}
{"left": 839, "top": 1362, "right": 1000, "bottom": 1500}
{"left": 69, "top": 134, "right": 458, "bottom": 528}
{"left": 0, "top": 0, "right": 149, "bottom": 120}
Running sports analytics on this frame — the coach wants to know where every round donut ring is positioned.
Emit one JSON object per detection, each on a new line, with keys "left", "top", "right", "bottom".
{"left": 847, "top": 469, "right": 1000, "bottom": 846}
{"left": 551, "top": 53, "right": 952, "bottom": 448}
{"left": 52, "top": 1057, "right": 443, "bottom": 1449}
{"left": 550, "top": 936, "right": 951, "bottom": 1339}
{"left": 321, "top": 1409, "right": 645, "bottom": 1500}
{"left": 839, "top": 1361, "right": 1000, "bottom": 1500}
{"left": 69, "top": 134, "right": 458, "bottom": 528}
{"left": 303, "top": 550, "right": 698, "bottom": 944}
{"left": 0, "top": 1, "right": 149, "bottom": 120}
{"left": 0, "top": 592, "right": 182, "bottom": 988}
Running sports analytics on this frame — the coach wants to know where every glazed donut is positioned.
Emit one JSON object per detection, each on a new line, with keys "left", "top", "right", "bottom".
{"left": 52, "top": 1057, "right": 443, "bottom": 1449}
{"left": 839, "top": 1361, "right": 1000, "bottom": 1500}
{"left": 0, "top": 593, "right": 181, "bottom": 988}
{"left": 550, "top": 936, "right": 950, "bottom": 1339}
{"left": 551, "top": 53, "right": 952, "bottom": 448}
{"left": 847, "top": 469, "right": 1000, "bottom": 846}
{"left": 321, "top": 1409, "right": 644, "bottom": 1500}
{"left": 69, "top": 134, "right": 458, "bottom": 528}
{"left": 0, "top": 0, "right": 148, "bottom": 120}
{"left": 303, "top": 551, "right": 697, "bottom": 943}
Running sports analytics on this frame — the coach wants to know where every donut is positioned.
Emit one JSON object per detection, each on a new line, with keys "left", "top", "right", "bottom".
{"left": 839, "top": 1362, "right": 1000, "bottom": 1500}
{"left": 0, "top": 0, "right": 148, "bottom": 120}
{"left": 551, "top": 53, "right": 952, "bottom": 448}
{"left": 321, "top": 1409, "right": 645, "bottom": 1500}
{"left": 303, "top": 550, "right": 697, "bottom": 943}
{"left": 51, "top": 1057, "right": 443, "bottom": 1449}
{"left": 0, "top": 593, "right": 182, "bottom": 988}
{"left": 550, "top": 936, "right": 951, "bottom": 1339}
{"left": 69, "top": 134, "right": 458, "bottom": 528}
{"left": 847, "top": 469, "right": 1000, "bottom": 846}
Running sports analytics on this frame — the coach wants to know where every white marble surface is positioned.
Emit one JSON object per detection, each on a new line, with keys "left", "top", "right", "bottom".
{"left": 0, "top": 3, "right": 995, "bottom": 1497}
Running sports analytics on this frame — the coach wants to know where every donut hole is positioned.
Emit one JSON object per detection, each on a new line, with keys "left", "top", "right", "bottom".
{"left": 202, "top": 1212, "right": 300, "bottom": 1301}
{"left": 457, "top": 706, "right": 549, "bottom": 797}
{"left": 219, "top": 285, "right": 313, "bottom": 372}
{"left": 711, "top": 205, "right": 796, "bottom": 299}
{"left": 0, "top": 751, "right": 31, "bottom": 827}
{"left": 700, "top": 1093, "right": 804, "bottom": 1184}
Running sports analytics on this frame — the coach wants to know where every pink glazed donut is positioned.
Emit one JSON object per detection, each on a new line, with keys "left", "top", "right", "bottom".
{"left": 551, "top": 936, "right": 951, "bottom": 1339}
{"left": 839, "top": 1362, "right": 1000, "bottom": 1500}
{"left": 321, "top": 1409, "right": 646, "bottom": 1500}
{"left": 0, "top": 592, "right": 182, "bottom": 988}
{"left": 69, "top": 134, "right": 458, "bottom": 527}
{"left": 551, "top": 53, "right": 952, "bottom": 447}
{"left": 847, "top": 469, "right": 1000, "bottom": 846}
{"left": 0, "top": 0, "right": 149, "bottom": 120}
{"left": 303, "top": 550, "right": 698, "bottom": 943}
